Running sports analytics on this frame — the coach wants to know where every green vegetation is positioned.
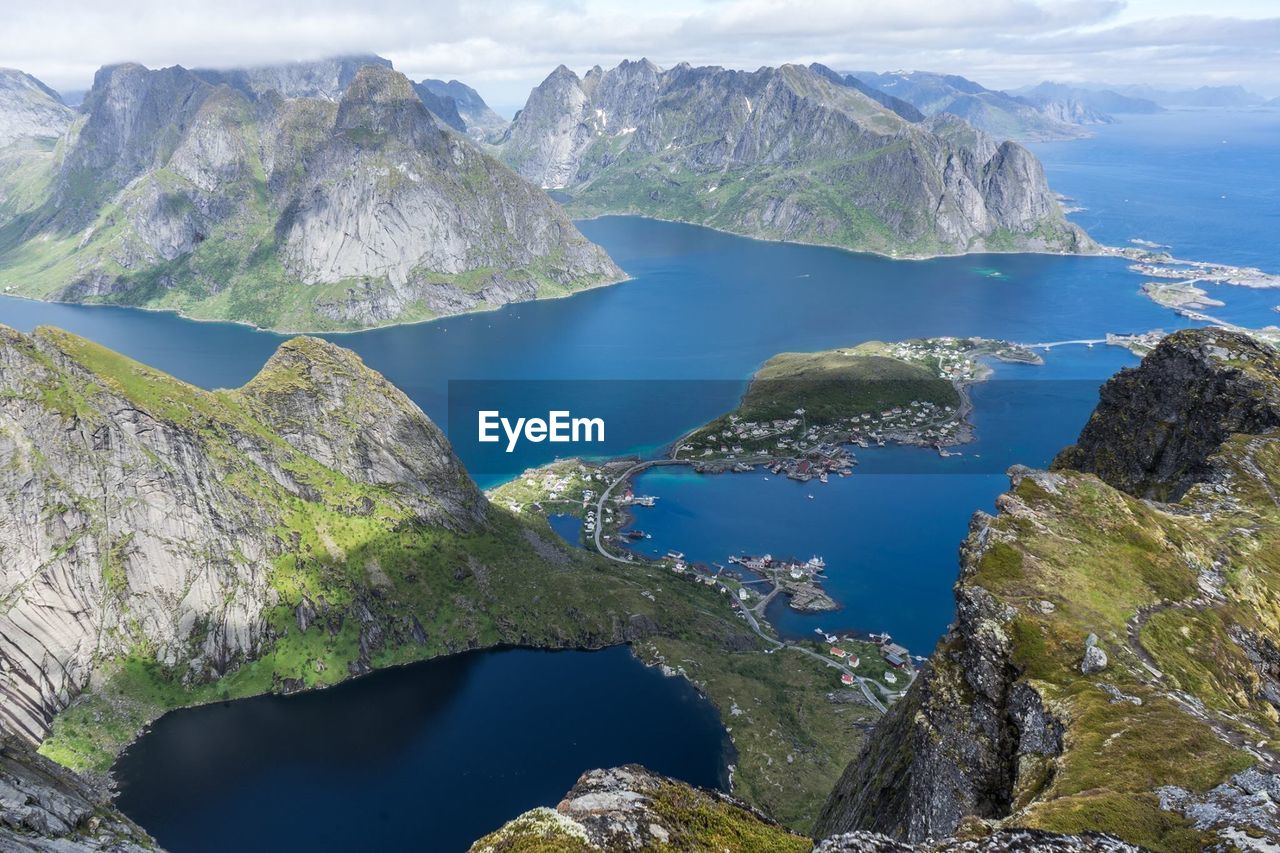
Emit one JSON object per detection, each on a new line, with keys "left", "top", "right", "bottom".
{"left": 734, "top": 346, "right": 958, "bottom": 426}
{"left": 957, "top": 463, "right": 1275, "bottom": 849}
{"left": 644, "top": 778, "right": 812, "bottom": 851}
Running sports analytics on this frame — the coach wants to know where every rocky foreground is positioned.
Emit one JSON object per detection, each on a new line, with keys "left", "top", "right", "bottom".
{"left": 469, "top": 765, "right": 1140, "bottom": 852}
{"left": 1, "top": 736, "right": 152, "bottom": 850}
{"left": 817, "top": 329, "right": 1280, "bottom": 850}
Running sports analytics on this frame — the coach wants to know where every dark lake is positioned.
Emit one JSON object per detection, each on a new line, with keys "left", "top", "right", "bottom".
{"left": 111, "top": 647, "right": 729, "bottom": 852}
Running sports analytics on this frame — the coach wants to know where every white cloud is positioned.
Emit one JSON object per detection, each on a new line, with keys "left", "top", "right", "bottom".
{"left": 1, "top": 0, "right": 1276, "bottom": 111}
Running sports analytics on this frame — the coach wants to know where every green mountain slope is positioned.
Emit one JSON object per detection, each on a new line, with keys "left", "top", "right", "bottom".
{"left": 817, "top": 329, "right": 1280, "bottom": 851}
{"left": 497, "top": 60, "right": 1092, "bottom": 258}
{"left": 0, "top": 63, "right": 620, "bottom": 332}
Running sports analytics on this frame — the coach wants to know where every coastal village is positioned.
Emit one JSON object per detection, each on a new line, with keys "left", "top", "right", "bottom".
{"left": 487, "top": 457, "right": 919, "bottom": 701}
{"left": 483, "top": 339, "right": 1063, "bottom": 700}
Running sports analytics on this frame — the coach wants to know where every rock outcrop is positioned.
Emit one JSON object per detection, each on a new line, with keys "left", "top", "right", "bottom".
{"left": 0, "top": 735, "right": 152, "bottom": 851}
{"left": 497, "top": 60, "right": 1090, "bottom": 257}
{"left": 1055, "top": 329, "right": 1280, "bottom": 500}
{"left": 0, "top": 69, "right": 73, "bottom": 147}
{"left": 469, "top": 765, "right": 811, "bottom": 852}
{"left": 468, "top": 765, "right": 1142, "bottom": 852}
{"left": 816, "top": 329, "right": 1280, "bottom": 851}
{"left": 0, "top": 61, "right": 621, "bottom": 331}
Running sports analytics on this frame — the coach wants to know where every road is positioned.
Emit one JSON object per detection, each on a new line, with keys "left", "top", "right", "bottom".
{"left": 591, "top": 457, "right": 893, "bottom": 714}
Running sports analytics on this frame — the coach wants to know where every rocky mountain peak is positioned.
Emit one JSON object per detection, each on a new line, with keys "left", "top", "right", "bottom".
{"left": 0, "top": 68, "right": 74, "bottom": 146}
{"left": 240, "top": 336, "right": 487, "bottom": 530}
{"left": 498, "top": 58, "right": 1089, "bottom": 256}
{"left": 1, "top": 56, "right": 620, "bottom": 331}
{"left": 1055, "top": 328, "right": 1280, "bottom": 500}
{"left": 61, "top": 62, "right": 220, "bottom": 204}
{"left": 334, "top": 64, "right": 440, "bottom": 143}
{"left": 0, "top": 325, "right": 490, "bottom": 746}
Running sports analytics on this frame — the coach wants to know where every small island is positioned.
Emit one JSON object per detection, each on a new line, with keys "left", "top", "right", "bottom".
{"left": 674, "top": 337, "right": 1040, "bottom": 474}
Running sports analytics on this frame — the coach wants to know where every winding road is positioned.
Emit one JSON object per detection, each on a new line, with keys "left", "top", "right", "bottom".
{"left": 590, "top": 457, "right": 894, "bottom": 714}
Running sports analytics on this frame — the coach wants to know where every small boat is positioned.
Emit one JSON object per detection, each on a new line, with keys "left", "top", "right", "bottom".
{"left": 807, "top": 494, "right": 815, "bottom": 500}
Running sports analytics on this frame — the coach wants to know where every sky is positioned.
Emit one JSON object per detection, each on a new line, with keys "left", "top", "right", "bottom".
{"left": 3, "top": 0, "right": 1278, "bottom": 114}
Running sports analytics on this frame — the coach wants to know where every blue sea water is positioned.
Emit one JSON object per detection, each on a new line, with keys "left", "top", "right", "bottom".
{"left": 546, "top": 512, "right": 586, "bottom": 549}
{"left": 0, "top": 227, "right": 1187, "bottom": 485}
{"left": 1030, "top": 108, "right": 1280, "bottom": 328}
{"left": 1, "top": 108, "right": 1275, "bottom": 850}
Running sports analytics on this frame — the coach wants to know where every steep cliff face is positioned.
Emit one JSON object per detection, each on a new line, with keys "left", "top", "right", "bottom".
{"left": 0, "top": 325, "right": 483, "bottom": 746}
{"left": 497, "top": 60, "right": 1090, "bottom": 257}
{"left": 1055, "top": 330, "right": 1280, "bottom": 500}
{"left": 240, "top": 336, "right": 485, "bottom": 528}
{"left": 816, "top": 329, "right": 1280, "bottom": 851}
{"left": 0, "top": 69, "right": 74, "bottom": 147}
{"left": 0, "top": 62, "right": 621, "bottom": 332}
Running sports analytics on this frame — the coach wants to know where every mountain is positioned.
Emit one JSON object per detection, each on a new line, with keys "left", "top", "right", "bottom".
{"left": 0, "top": 62, "right": 621, "bottom": 331}
{"left": 191, "top": 54, "right": 469, "bottom": 132}
{"left": 0, "top": 68, "right": 74, "bottom": 147}
{"left": 191, "top": 54, "right": 393, "bottom": 102}
{"left": 1106, "top": 83, "right": 1267, "bottom": 108}
{"left": 418, "top": 78, "right": 509, "bottom": 140}
{"left": 807, "top": 63, "right": 925, "bottom": 122}
{"left": 1017, "top": 82, "right": 1162, "bottom": 116}
{"left": 851, "top": 71, "right": 1092, "bottom": 140}
{"left": 497, "top": 60, "right": 1091, "bottom": 258}
{"left": 0, "top": 324, "right": 473, "bottom": 747}
{"left": 815, "top": 329, "right": 1280, "bottom": 850}
{"left": 1080, "top": 81, "right": 1269, "bottom": 108}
